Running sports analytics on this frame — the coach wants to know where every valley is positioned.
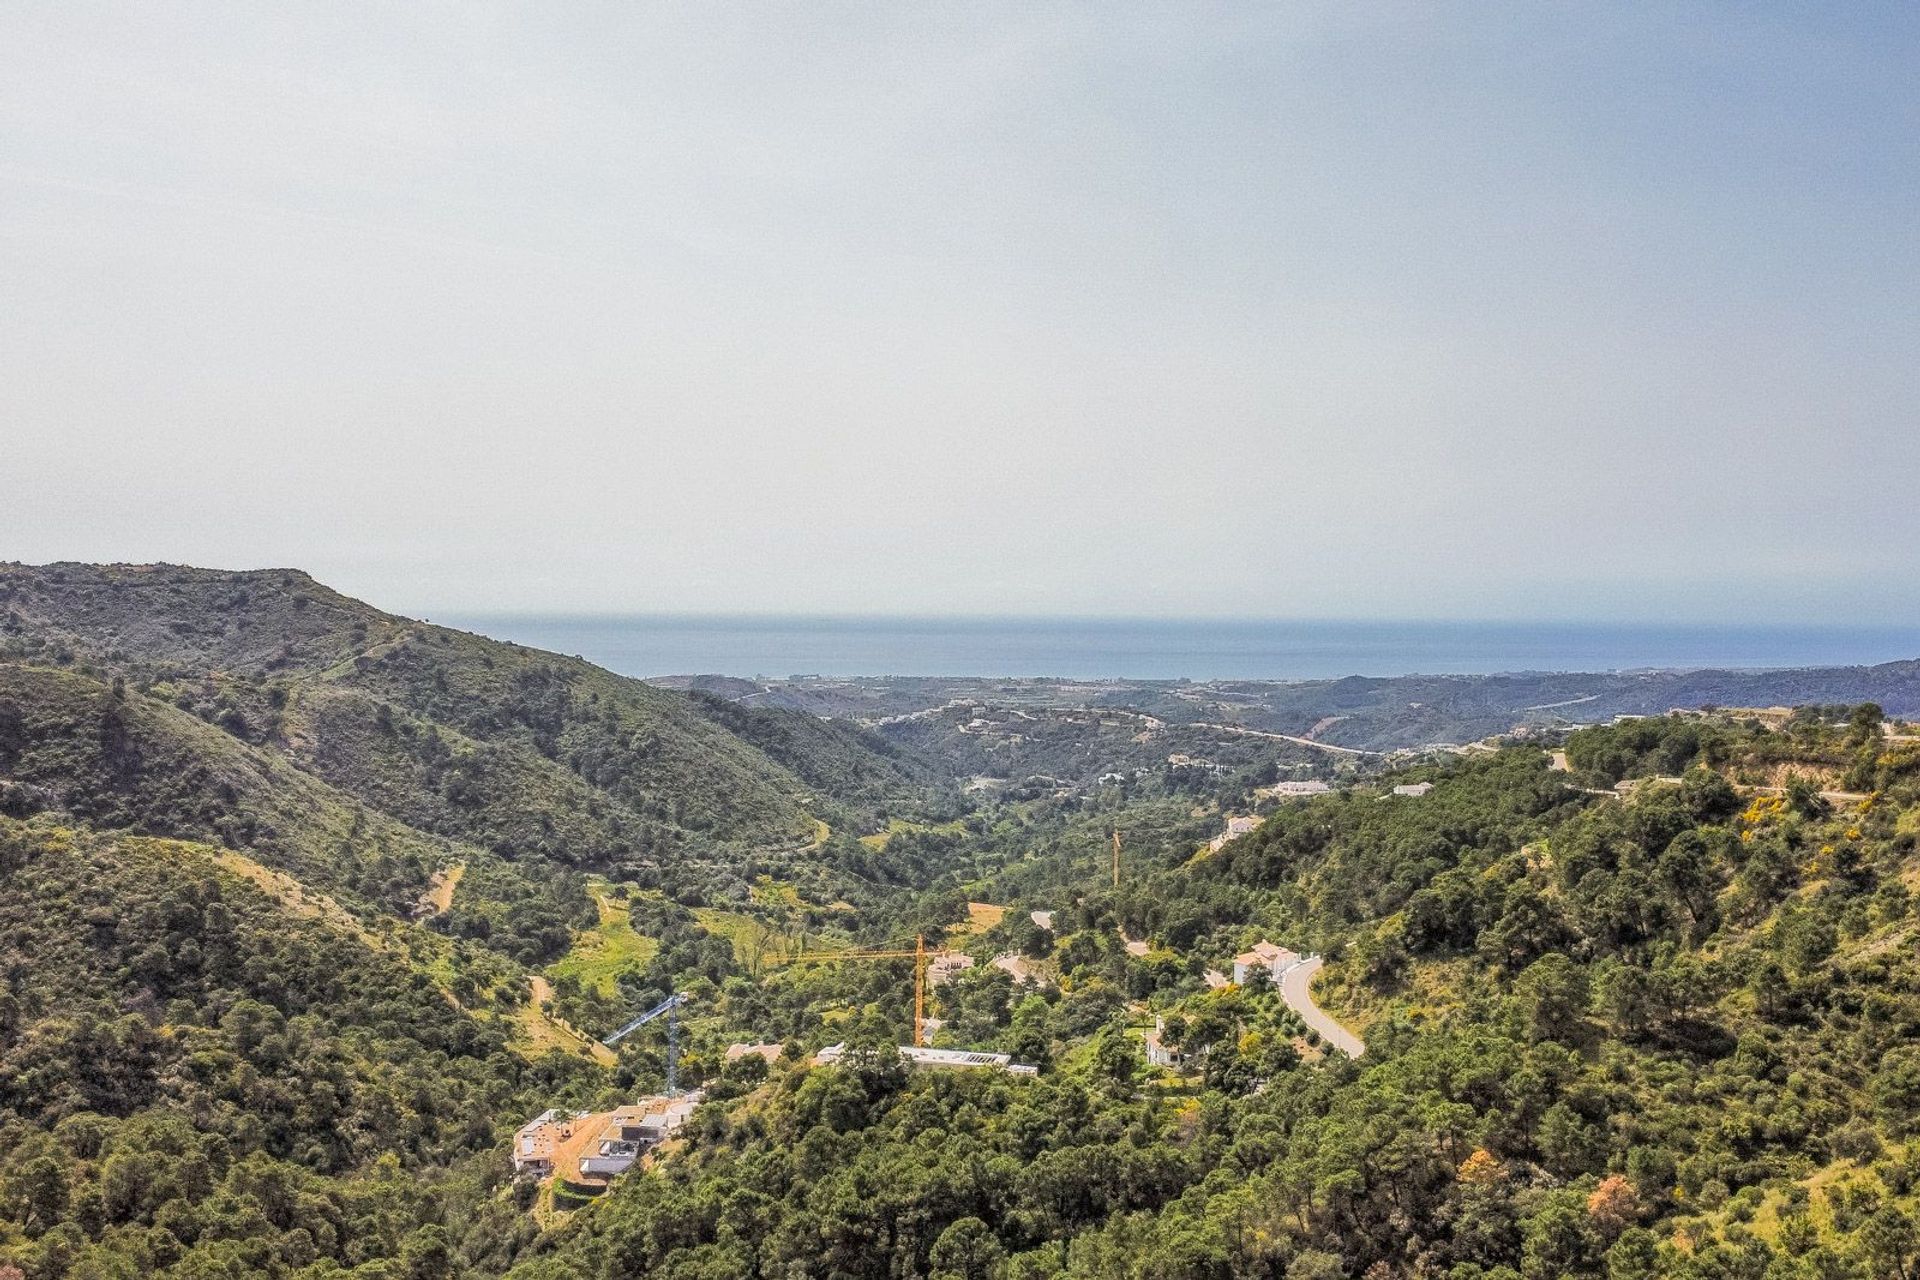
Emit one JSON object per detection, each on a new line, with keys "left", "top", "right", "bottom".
{"left": 4, "top": 564, "right": 1920, "bottom": 1278}
{"left": 659, "top": 666, "right": 1920, "bottom": 756}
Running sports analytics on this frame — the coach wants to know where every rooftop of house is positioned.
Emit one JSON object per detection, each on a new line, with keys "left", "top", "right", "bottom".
{"left": 1234, "top": 940, "right": 1300, "bottom": 967}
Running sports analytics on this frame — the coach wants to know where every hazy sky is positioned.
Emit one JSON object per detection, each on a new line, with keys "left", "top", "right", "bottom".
{"left": 4, "top": 4, "right": 1916, "bottom": 622}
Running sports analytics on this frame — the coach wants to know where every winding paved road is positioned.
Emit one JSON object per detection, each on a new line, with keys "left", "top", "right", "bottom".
{"left": 1186, "top": 721, "right": 1380, "bottom": 757}
{"left": 1279, "top": 957, "right": 1365, "bottom": 1058}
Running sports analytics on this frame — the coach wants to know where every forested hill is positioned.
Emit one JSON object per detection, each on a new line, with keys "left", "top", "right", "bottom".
{"left": 0, "top": 816, "right": 556, "bottom": 1277}
{"left": 502, "top": 707, "right": 1920, "bottom": 1279}
{"left": 0, "top": 562, "right": 937, "bottom": 865}
{"left": 12, "top": 559, "right": 1920, "bottom": 1280}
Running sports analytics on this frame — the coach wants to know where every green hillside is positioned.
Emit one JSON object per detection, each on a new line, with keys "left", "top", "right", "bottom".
{"left": 0, "top": 816, "right": 596, "bottom": 1278}
{"left": 12, "top": 560, "right": 1920, "bottom": 1279}
{"left": 0, "top": 663, "right": 458, "bottom": 913}
{"left": 0, "top": 563, "right": 939, "bottom": 857}
{"left": 504, "top": 707, "right": 1920, "bottom": 1279}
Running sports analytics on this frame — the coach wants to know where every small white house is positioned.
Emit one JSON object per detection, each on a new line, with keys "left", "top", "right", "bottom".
{"left": 1392, "top": 782, "right": 1434, "bottom": 798}
{"left": 1232, "top": 941, "right": 1301, "bottom": 985}
{"left": 1144, "top": 1017, "right": 1190, "bottom": 1070}
{"left": 1208, "top": 814, "right": 1263, "bottom": 852}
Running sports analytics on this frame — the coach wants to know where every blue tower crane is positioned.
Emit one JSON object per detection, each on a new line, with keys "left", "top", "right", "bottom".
{"left": 601, "top": 992, "right": 690, "bottom": 1095}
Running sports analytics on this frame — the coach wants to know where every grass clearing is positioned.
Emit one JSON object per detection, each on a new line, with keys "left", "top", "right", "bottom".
{"left": 750, "top": 877, "right": 804, "bottom": 909}
{"left": 859, "top": 817, "right": 969, "bottom": 851}
{"left": 422, "top": 862, "right": 465, "bottom": 915}
{"left": 967, "top": 901, "right": 1006, "bottom": 930}
{"left": 692, "top": 907, "right": 771, "bottom": 967}
{"left": 693, "top": 906, "right": 858, "bottom": 971}
{"left": 548, "top": 880, "right": 659, "bottom": 998}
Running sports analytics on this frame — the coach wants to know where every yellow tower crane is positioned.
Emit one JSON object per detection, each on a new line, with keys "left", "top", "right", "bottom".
{"left": 782, "top": 934, "right": 933, "bottom": 1047}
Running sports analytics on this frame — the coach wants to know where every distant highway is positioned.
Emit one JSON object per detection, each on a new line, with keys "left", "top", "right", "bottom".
{"left": 1185, "top": 722, "right": 1380, "bottom": 757}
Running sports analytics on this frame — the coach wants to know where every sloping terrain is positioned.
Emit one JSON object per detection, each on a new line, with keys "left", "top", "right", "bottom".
{"left": 500, "top": 706, "right": 1920, "bottom": 1279}
{"left": 0, "top": 663, "right": 459, "bottom": 912}
{"left": 13, "top": 561, "right": 1920, "bottom": 1279}
{"left": 0, "top": 562, "right": 942, "bottom": 870}
{"left": 0, "top": 816, "right": 570, "bottom": 1278}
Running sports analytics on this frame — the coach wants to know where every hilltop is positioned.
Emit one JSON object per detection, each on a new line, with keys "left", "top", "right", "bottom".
{"left": 0, "top": 562, "right": 939, "bottom": 884}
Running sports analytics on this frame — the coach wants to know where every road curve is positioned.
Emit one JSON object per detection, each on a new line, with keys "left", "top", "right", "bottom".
{"left": 1187, "top": 722, "right": 1380, "bottom": 757}
{"left": 1279, "top": 957, "right": 1366, "bottom": 1058}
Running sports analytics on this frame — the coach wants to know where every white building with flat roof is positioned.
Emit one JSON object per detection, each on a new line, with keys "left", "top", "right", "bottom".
{"left": 814, "top": 1043, "right": 1037, "bottom": 1076}
{"left": 512, "top": 1109, "right": 588, "bottom": 1177}
{"left": 1209, "top": 814, "right": 1263, "bottom": 851}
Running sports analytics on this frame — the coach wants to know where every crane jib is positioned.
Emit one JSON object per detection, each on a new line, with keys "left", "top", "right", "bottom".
{"left": 602, "top": 992, "right": 688, "bottom": 1046}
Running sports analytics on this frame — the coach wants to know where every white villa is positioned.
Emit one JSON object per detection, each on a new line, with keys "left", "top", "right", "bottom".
{"left": 927, "top": 951, "right": 975, "bottom": 987}
{"left": 1232, "top": 940, "right": 1303, "bottom": 985}
{"left": 1144, "top": 1017, "right": 1192, "bottom": 1070}
{"left": 1263, "top": 780, "right": 1332, "bottom": 798}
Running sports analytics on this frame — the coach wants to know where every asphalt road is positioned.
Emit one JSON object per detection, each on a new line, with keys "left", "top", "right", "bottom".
{"left": 1279, "top": 956, "right": 1366, "bottom": 1058}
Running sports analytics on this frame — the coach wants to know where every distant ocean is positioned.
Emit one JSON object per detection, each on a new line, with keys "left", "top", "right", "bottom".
{"left": 431, "top": 615, "right": 1920, "bottom": 683}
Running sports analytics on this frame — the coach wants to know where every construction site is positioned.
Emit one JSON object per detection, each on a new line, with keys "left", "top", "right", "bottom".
{"left": 510, "top": 929, "right": 1042, "bottom": 1209}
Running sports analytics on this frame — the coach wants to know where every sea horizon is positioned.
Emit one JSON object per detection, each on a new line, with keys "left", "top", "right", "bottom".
{"left": 432, "top": 613, "right": 1920, "bottom": 683}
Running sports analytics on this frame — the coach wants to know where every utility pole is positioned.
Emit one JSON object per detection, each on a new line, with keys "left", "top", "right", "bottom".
{"left": 1112, "top": 829, "right": 1122, "bottom": 888}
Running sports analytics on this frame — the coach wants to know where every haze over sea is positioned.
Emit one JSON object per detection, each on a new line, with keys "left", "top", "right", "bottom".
{"left": 435, "top": 616, "right": 1920, "bottom": 683}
